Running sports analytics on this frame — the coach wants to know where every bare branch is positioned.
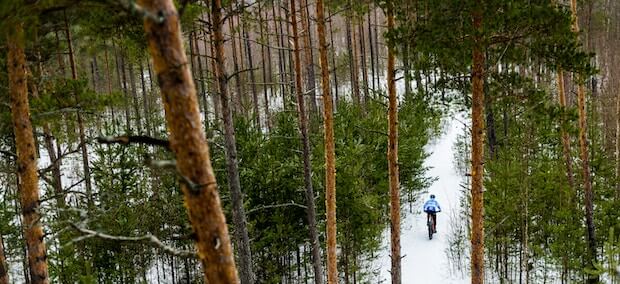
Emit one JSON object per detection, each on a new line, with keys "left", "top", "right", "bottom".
{"left": 246, "top": 202, "right": 308, "bottom": 214}
{"left": 97, "top": 135, "right": 171, "bottom": 150}
{"left": 69, "top": 224, "right": 198, "bottom": 259}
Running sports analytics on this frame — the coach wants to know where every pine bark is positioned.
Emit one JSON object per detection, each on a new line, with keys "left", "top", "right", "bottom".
{"left": 210, "top": 0, "right": 255, "bottom": 283}
{"left": 570, "top": 1, "right": 598, "bottom": 281}
{"left": 137, "top": 0, "right": 239, "bottom": 282}
{"left": 557, "top": 70, "right": 576, "bottom": 192}
{"left": 471, "top": 1, "right": 485, "bottom": 283}
{"left": 7, "top": 23, "right": 50, "bottom": 284}
{"left": 316, "top": 0, "right": 338, "bottom": 282}
{"left": 0, "top": 234, "right": 8, "bottom": 284}
{"left": 290, "top": 1, "right": 325, "bottom": 283}
{"left": 387, "top": 4, "right": 401, "bottom": 284}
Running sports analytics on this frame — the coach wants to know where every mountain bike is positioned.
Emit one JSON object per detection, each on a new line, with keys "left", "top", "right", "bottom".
{"left": 427, "top": 213, "right": 435, "bottom": 240}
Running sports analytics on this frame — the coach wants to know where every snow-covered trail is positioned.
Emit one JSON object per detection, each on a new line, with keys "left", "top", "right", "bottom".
{"left": 376, "top": 116, "right": 469, "bottom": 283}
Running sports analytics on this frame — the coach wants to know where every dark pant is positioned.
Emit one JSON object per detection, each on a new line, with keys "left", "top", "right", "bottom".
{"left": 427, "top": 212, "right": 437, "bottom": 232}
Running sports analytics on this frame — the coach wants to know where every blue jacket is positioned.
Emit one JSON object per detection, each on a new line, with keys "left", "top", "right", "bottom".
{"left": 423, "top": 199, "right": 441, "bottom": 213}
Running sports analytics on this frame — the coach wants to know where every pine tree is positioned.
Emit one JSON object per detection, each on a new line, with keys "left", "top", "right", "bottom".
{"left": 316, "top": 0, "right": 338, "bottom": 282}
{"left": 137, "top": 0, "right": 240, "bottom": 282}
{"left": 7, "top": 21, "right": 50, "bottom": 284}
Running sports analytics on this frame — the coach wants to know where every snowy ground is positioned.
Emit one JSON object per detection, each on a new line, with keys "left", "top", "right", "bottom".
{"left": 376, "top": 115, "right": 470, "bottom": 283}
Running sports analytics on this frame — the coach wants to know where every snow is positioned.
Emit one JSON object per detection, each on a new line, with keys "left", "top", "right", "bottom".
{"left": 376, "top": 114, "right": 470, "bottom": 283}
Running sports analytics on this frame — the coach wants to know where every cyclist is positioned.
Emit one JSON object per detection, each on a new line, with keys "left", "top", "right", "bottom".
{"left": 423, "top": 194, "right": 441, "bottom": 233}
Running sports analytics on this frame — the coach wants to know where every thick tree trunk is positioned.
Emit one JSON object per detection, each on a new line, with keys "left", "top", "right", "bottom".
{"left": 210, "top": 0, "right": 255, "bottom": 283}
{"left": 0, "top": 234, "right": 8, "bottom": 284}
{"left": 7, "top": 23, "right": 50, "bottom": 284}
{"left": 470, "top": 2, "right": 485, "bottom": 283}
{"left": 386, "top": 4, "right": 401, "bottom": 284}
{"left": 290, "top": 2, "right": 325, "bottom": 283}
{"left": 316, "top": 0, "right": 338, "bottom": 282}
{"left": 557, "top": 70, "right": 576, "bottom": 192}
{"left": 138, "top": 0, "right": 240, "bottom": 282}
{"left": 569, "top": 2, "right": 598, "bottom": 282}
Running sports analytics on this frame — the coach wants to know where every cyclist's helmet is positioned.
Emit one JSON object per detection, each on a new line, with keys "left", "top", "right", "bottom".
{"left": 430, "top": 194, "right": 435, "bottom": 199}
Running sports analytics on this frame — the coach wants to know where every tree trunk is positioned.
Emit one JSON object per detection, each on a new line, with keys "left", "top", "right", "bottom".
{"left": 194, "top": 29, "right": 209, "bottom": 134}
{"left": 128, "top": 63, "right": 143, "bottom": 133}
{"left": 346, "top": 16, "right": 360, "bottom": 106}
{"left": 210, "top": 0, "right": 255, "bottom": 283}
{"left": 290, "top": 1, "right": 325, "bottom": 283}
{"left": 65, "top": 11, "right": 94, "bottom": 209}
{"left": 300, "top": 0, "right": 318, "bottom": 115}
{"left": 386, "top": 5, "right": 401, "bottom": 284}
{"left": 358, "top": 22, "right": 369, "bottom": 106}
{"left": 258, "top": 3, "right": 272, "bottom": 131}
{"left": 273, "top": 3, "right": 288, "bottom": 106}
{"left": 139, "top": 62, "right": 153, "bottom": 137}
{"left": 470, "top": 1, "right": 485, "bottom": 283}
{"left": 0, "top": 234, "right": 9, "bottom": 284}
{"left": 328, "top": 11, "right": 339, "bottom": 108}
{"left": 367, "top": 10, "right": 376, "bottom": 92}
{"left": 616, "top": 87, "right": 620, "bottom": 199}
{"left": 120, "top": 53, "right": 133, "bottom": 133}
{"left": 569, "top": 1, "right": 598, "bottom": 282}
{"left": 229, "top": 12, "right": 244, "bottom": 114}
{"left": 557, "top": 70, "right": 576, "bottom": 193}
{"left": 316, "top": 0, "right": 338, "bottom": 282}
{"left": 7, "top": 22, "right": 50, "bottom": 284}
{"left": 138, "top": 0, "right": 240, "bottom": 282}
{"left": 241, "top": 7, "right": 261, "bottom": 128}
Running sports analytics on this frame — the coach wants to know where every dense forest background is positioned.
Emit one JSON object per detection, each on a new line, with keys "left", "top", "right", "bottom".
{"left": 0, "top": 0, "right": 619, "bottom": 283}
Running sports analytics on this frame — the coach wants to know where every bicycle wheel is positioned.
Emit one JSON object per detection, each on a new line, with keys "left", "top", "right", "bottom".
{"left": 428, "top": 217, "right": 434, "bottom": 240}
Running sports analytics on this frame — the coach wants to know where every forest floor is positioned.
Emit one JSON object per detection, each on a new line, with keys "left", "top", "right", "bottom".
{"left": 376, "top": 114, "right": 470, "bottom": 283}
